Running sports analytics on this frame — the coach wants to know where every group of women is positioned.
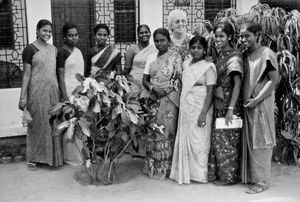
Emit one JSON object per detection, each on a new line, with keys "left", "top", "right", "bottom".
{"left": 18, "top": 8, "right": 278, "bottom": 194}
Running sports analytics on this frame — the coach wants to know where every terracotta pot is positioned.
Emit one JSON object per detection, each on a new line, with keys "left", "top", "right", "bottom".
{"left": 14, "top": 155, "right": 25, "bottom": 162}
{"left": 2, "top": 156, "right": 13, "bottom": 164}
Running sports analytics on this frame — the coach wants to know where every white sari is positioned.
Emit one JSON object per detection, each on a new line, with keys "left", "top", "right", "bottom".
{"left": 63, "top": 47, "right": 85, "bottom": 166}
{"left": 170, "top": 59, "right": 216, "bottom": 184}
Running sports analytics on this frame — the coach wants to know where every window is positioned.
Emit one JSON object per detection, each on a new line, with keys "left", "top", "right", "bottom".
{"left": 114, "top": 0, "right": 136, "bottom": 43}
{"left": 0, "top": 0, "right": 13, "bottom": 48}
{"left": 260, "top": 0, "right": 300, "bottom": 12}
{"left": 204, "top": 0, "right": 232, "bottom": 23}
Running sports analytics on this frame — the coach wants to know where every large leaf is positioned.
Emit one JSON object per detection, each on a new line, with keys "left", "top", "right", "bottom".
{"left": 75, "top": 73, "right": 85, "bottom": 83}
{"left": 54, "top": 120, "right": 71, "bottom": 136}
{"left": 65, "top": 119, "right": 76, "bottom": 142}
{"left": 50, "top": 102, "right": 65, "bottom": 116}
{"left": 78, "top": 119, "right": 91, "bottom": 137}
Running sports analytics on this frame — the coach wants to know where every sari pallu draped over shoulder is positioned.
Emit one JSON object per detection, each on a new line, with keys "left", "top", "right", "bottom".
{"left": 90, "top": 45, "right": 121, "bottom": 78}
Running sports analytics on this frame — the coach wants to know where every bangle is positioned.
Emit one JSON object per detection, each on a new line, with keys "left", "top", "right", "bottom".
{"left": 149, "top": 85, "right": 154, "bottom": 92}
{"left": 228, "top": 106, "right": 234, "bottom": 110}
{"left": 20, "top": 99, "right": 26, "bottom": 102}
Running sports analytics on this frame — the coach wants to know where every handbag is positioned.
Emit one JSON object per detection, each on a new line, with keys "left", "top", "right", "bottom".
{"left": 215, "top": 116, "right": 242, "bottom": 129}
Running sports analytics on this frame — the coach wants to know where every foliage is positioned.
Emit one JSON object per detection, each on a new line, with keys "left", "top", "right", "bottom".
{"left": 50, "top": 74, "right": 143, "bottom": 184}
{"left": 212, "top": 3, "right": 300, "bottom": 165}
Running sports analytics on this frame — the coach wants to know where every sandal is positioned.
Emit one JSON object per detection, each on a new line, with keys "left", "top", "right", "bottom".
{"left": 27, "top": 162, "right": 38, "bottom": 171}
{"left": 246, "top": 184, "right": 268, "bottom": 194}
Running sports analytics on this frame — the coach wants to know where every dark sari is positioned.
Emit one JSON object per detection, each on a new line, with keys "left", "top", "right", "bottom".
{"left": 86, "top": 45, "right": 121, "bottom": 78}
{"left": 208, "top": 50, "right": 243, "bottom": 184}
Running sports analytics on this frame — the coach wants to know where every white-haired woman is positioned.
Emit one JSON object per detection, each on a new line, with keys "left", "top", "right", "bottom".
{"left": 168, "top": 9, "right": 192, "bottom": 62}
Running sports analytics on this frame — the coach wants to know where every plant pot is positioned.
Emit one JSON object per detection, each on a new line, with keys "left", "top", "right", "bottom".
{"left": 2, "top": 156, "right": 13, "bottom": 164}
{"left": 14, "top": 155, "right": 25, "bottom": 162}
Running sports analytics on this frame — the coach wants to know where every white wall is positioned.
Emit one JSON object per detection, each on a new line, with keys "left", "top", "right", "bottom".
{"left": 26, "top": 0, "right": 52, "bottom": 43}
{"left": 0, "top": 0, "right": 52, "bottom": 138}
{"left": 236, "top": 0, "right": 259, "bottom": 14}
{"left": 140, "top": 0, "right": 163, "bottom": 34}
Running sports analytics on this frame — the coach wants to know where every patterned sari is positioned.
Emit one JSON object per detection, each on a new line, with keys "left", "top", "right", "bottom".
{"left": 208, "top": 50, "right": 243, "bottom": 184}
{"left": 143, "top": 50, "right": 182, "bottom": 180}
{"left": 170, "top": 59, "right": 216, "bottom": 184}
{"left": 241, "top": 46, "right": 278, "bottom": 187}
{"left": 26, "top": 44, "right": 63, "bottom": 167}
{"left": 89, "top": 45, "right": 121, "bottom": 79}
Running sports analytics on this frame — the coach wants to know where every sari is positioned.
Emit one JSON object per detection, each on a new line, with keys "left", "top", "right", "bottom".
{"left": 129, "top": 44, "right": 157, "bottom": 89}
{"left": 62, "top": 47, "right": 85, "bottom": 166}
{"left": 208, "top": 50, "right": 243, "bottom": 184}
{"left": 143, "top": 50, "right": 182, "bottom": 180}
{"left": 25, "top": 43, "right": 63, "bottom": 167}
{"left": 88, "top": 45, "right": 121, "bottom": 79}
{"left": 241, "top": 46, "right": 278, "bottom": 187}
{"left": 170, "top": 59, "right": 216, "bottom": 184}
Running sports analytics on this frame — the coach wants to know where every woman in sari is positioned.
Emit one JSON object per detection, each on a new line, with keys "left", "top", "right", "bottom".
{"left": 86, "top": 24, "right": 121, "bottom": 80}
{"left": 170, "top": 35, "right": 216, "bottom": 184}
{"left": 168, "top": 9, "right": 192, "bottom": 62}
{"left": 208, "top": 21, "right": 243, "bottom": 185}
{"left": 142, "top": 28, "right": 182, "bottom": 179}
{"left": 19, "top": 19, "right": 63, "bottom": 170}
{"left": 57, "top": 22, "right": 84, "bottom": 166}
{"left": 240, "top": 22, "right": 278, "bottom": 194}
{"left": 123, "top": 24, "right": 157, "bottom": 89}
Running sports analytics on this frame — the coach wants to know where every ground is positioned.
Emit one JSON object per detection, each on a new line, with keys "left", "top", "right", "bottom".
{"left": 0, "top": 156, "right": 300, "bottom": 202}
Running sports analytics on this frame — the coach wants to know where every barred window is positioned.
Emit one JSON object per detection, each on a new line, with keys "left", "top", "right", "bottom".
{"left": 114, "top": 0, "right": 136, "bottom": 43}
{"left": 204, "top": 0, "right": 232, "bottom": 23}
{"left": 0, "top": 0, "right": 13, "bottom": 49}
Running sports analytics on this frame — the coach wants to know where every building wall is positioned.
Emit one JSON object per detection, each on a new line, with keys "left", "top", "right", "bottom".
{"left": 0, "top": 0, "right": 257, "bottom": 138}
{"left": 0, "top": 0, "right": 52, "bottom": 138}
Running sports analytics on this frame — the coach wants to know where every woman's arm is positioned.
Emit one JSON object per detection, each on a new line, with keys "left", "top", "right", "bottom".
{"left": 123, "top": 47, "right": 135, "bottom": 75}
{"left": 225, "top": 73, "right": 242, "bottom": 124}
{"left": 244, "top": 70, "right": 278, "bottom": 108}
{"left": 197, "top": 85, "right": 214, "bottom": 127}
{"left": 142, "top": 74, "right": 166, "bottom": 98}
{"left": 57, "top": 68, "right": 68, "bottom": 101}
{"left": 19, "top": 63, "right": 31, "bottom": 110}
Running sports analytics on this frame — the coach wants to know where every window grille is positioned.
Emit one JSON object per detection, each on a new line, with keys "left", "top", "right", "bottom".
{"left": 0, "top": 0, "right": 13, "bottom": 49}
{"left": 114, "top": 0, "right": 136, "bottom": 43}
{"left": 204, "top": 0, "right": 235, "bottom": 23}
{"left": 0, "top": 0, "right": 28, "bottom": 89}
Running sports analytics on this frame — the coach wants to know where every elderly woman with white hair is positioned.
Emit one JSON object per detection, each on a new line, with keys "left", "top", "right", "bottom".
{"left": 168, "top": 9, "right": 192, "bottom": 62}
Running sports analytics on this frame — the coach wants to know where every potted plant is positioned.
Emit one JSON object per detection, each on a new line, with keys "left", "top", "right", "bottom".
{"left": 50, "top": 74, "right": 142, "bottom": 185}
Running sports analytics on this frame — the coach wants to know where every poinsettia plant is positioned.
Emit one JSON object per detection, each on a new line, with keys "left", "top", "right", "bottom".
{"left": 50, "top": 73, "right": 144, "bottom": 184}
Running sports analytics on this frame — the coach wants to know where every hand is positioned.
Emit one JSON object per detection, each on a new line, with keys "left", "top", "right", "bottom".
{"left": 225, "top": 109, "right": 234, "bottom": 126}
{"left": 19, "top": 100, "right": 27, "bottom": 111}
{"left": 244, "top": 98, "right": 259, "bottom": 108}
{"left": 152, "top": 87, "right": 167, "bottom": 98}
{"left": 197, "top": 112, "right": 206, "bottom": 128}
